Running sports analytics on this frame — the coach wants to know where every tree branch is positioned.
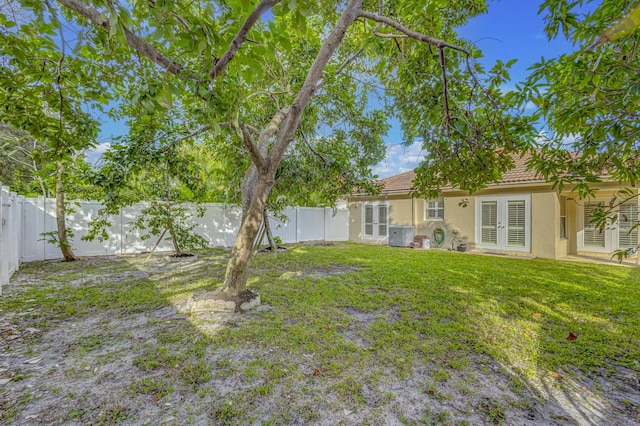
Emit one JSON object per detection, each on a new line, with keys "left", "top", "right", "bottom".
{"left": 359, "top": 10, "right": 469, "bottom": 54}
{"left": 371, "top": 0, "right": 405, "bottom": 39}
{"left": 240, "top": 123, "right": 266, "bottom": 171}
{"left": 147, "top": 0, "right": 191, "bottom": 31}
{"left": 259, "top": 108, "right": 289, "bottom": 154}
{"left": 315, "top": 48, "right": 364, "bottom": 91}
{"left": 209, "top": 0, "right": 280, "bottom": 79}
{"left": 267, "top": 0, "right": 362, "bottom": 173}
{"left": 439, "top": 46, "right": 452, "bottom": 126}
{"left": 57, "top": 0, "right": 184, "bottom": 75}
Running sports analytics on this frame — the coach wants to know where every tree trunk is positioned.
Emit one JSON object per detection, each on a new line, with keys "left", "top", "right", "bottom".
{"left": 55, "top": 161, "right": 78, "bottom": 262}
{"left": 263, "top": 207, "right": 278, "bottom": 251}
{"left": 221, "top": 0, "right": 361, "bottom": 295}
{"left": 222, "top": 175, "right": 274, "bottom": 296}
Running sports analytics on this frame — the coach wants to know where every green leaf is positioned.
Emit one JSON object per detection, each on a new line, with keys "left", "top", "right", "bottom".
{"left": 156, "top": 88, "right": 173, "bottom": 109}
{"left": 108, "top": 13, "right": 119, "bottom": 38}
{"left": 295, "top": 11, "right": 306, "bottom": 35}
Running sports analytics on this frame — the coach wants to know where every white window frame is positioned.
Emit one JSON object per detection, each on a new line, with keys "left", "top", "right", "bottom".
{"left": 560, "top": 196, "right": 567, "bottom": 240}
{"left": 362, "top": 201, "right": 389, "bottom": 242}
{"left": 578, "top": 198, "right": 639, "bottom": 253}
{"left": 425, "top": 199, "right": 445, "bottom": 221}
{"left": 475, "top": 195, "right": 531, "bottom": 252}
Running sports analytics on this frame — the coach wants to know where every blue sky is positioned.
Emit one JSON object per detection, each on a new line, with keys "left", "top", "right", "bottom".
{"left": 372, "top": 1, "right": 584, "bottom": 178}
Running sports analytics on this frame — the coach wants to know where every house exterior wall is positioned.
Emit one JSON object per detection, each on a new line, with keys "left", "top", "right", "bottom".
{"left": 531, "top": 192, "right": 559, "bottom": 258}
{"left": 348, "top": 181, "right": 636, "bottom": 261}
{"left": 349, "top": 184, "right": 565, "bottom": 258}
{"left": 413, "top": 196, "right": 475, "bottom": 249}
{"left": 348, "top": 195, "right": 414, "bottom": 243}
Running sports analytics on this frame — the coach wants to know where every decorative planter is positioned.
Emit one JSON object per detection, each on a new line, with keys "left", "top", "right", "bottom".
{"left": 457, "top": 244, "right": 468, "bottom": 252}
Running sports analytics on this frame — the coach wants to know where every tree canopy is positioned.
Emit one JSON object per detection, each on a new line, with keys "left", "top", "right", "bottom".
{"left": 3, "top": 0, "right": 639, "bottom": 295}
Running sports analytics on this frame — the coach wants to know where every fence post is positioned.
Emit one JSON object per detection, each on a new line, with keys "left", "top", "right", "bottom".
{"left": 9, "top": 192, "right": 18, "bottom": 275}
{"left": 323, "top": 207, "right": 328, "bottom": 242}
{"left": 0, "top": 183, "right": 4, "bottom": 293}
{"left": 295, "top": 207, "right": 299, "bottom": 243}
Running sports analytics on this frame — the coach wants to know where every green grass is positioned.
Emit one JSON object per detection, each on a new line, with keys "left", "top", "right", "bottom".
{"left": 222, "top": 244, "right": 640, "bottom": 380}
{"left": 2, "top": 244, "right": 640, "bottom": 424}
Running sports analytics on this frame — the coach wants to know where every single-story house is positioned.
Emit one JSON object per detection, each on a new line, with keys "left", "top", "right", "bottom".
{"left": 348, "top": 153, "right": 639, "bottom": 259}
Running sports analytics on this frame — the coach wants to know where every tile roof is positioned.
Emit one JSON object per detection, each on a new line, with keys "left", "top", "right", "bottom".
{"left": 379, "top": 151, "right": 542, "bottom": 193}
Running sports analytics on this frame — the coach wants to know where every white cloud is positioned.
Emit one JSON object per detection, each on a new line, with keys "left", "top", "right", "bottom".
{"left": 92, "top": 142, "right": 112, "bottom": 154}
{"left": 85, "top": 142, "right": 112, "bottom": 166}
{"left": 373, "top": 141, "right": 426, "bottom": 178}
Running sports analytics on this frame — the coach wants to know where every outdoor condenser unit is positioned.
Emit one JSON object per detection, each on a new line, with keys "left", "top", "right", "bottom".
{"left": 389, "top": 225, "right": 415, "bottom": 247}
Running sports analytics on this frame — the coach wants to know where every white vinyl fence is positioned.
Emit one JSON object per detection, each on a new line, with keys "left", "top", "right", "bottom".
{"left": 0, "top": 183, "right": 349, "bottom": 292}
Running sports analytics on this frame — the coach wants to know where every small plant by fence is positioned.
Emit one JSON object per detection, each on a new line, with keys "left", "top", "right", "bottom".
{"left": 0, "top": 184, "right": 349, "bottom": 292}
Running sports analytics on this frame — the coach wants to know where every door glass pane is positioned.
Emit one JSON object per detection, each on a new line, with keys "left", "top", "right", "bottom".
{"left": 583, "top": 203, "right": 605, "bottom": 247}
{"left": 365, "top": 205, "right": 373, "bottom": 236}
{"left": 618, "top": 202, "right": 638, "bottom": 249}
{"left": 378, "top": 205, "right": 388, "bottom": 237}
{"left": 507, "top": 200, "right": 526, "bottom": 247}
{"left": 481, "top": 201, "right": 497, "bottom": 244}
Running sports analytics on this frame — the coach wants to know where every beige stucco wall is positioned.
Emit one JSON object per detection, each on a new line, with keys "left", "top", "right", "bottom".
{"left": 348, "top": 182, "right": 636, "bottom": 259}
{"left": 531, "top": 192, "right": 559, "bottom": 259}
{"left": 348, "top": 195, "right": 415, "bottom": 243}
{"left": 349, "top": 184, "right": 564, "bottom": 258}
{"left": 413, "top": 196, "right": 475, "bottom": 249}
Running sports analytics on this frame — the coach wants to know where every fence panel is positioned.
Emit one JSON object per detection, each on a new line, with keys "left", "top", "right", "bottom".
{"left": 43, "top": 198, "right": 63, "bottom": 260}
{"left": 67, "top": 201, "right": 121, "bottom": 256}
{"left": 15, "top": 196, "right": 24, "bottom": 266}
{"left": 120, "top": 204, "right": 174, "bottom": 254}
{"left": 7, "top": 192, "right": 19, "bottom": 276}
{"left": 0, "top": 186, "right": 8, "bottom": 290}
{"left": 0, "top": 196, "right": 350, "bottom": 288}
{"left": 191, "top": 203, "right": 227, "bottom": 247}
{"left": 324, "top": 207, "right": 349, "bottom": 241}
{"left": 224, "top": 205, "right": 242, "bottom": 247}
{"left": 20, "top": 198, "right": 46, "bottom": 262}
{"left": 297, "top": 207, "right": 326, "bottom": 242}
{"left": 269, "top": 207, "right": 298, "bottom": 244}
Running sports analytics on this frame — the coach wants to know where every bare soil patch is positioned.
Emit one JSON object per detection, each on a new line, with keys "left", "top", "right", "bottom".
{"left": 0, "top": 251, "right": 639, "bottom": 425}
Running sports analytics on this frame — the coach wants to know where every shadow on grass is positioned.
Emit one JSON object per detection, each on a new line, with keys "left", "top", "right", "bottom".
{"left": 1, "top": 244, "right": 639, "bottom": 425}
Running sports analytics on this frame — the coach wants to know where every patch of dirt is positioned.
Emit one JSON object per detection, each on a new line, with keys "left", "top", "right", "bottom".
{"left": 1, "top": 254, "right": 639, "bottom": 425}
{"left": 338, "top": 307, "right": 400, "bottom": 348}
{"left": 169, "top": 253, "right": 196, "bottom": 258}
{"left": 259, "top": 246, "right": 288, "bottom": 253}
{"left": 256, "top": 264, "right": 361, "bottom": 280}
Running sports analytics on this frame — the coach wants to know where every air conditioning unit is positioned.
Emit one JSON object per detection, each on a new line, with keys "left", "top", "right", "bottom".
{"left": 389, "top": 225, "right": 415, "bottom": 247}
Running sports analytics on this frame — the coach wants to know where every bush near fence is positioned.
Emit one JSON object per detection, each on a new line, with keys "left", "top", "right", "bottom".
{"left": 0, "top": 184, "right": 349, "bottom": 292}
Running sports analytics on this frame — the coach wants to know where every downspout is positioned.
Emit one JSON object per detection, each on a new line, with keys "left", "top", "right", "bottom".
{"left": 412, "top": 197, "right": 415, "bottom": 228}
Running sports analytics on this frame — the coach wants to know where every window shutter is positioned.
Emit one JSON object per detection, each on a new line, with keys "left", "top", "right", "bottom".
{"left": 583, "top": 203, "right": 605, "bottom": 247}
{"left": 507, "top": 200, "right": 526, "bottom": 247}
{"left": 378, "top": 205, "right": 388, "bottom": 236}
{"left": 618, "top": 202, "right": 638, "bottom": 249}
{"left": 365, "top": 205, "right": 373, "bottom": 236}
{"left": 481, "top": 201, "right": 497, "bottom": 244}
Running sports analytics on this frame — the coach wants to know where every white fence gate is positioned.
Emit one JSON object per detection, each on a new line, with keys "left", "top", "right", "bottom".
{"left": 0, "top": 183, "right": 350, "bottom": 292}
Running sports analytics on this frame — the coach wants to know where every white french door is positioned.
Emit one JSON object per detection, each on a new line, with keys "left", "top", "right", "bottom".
{"left": 363, "top": 202, "right": 388, "bottom": 241}
{"left": 476, "top": 195, "right": 531, "bottom": 252}
{"left": 579, "top": 200, "right": 638, "bottom": 253}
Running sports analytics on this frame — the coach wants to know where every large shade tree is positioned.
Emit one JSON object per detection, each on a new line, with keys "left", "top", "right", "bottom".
{"left": 0, "top": 2, "right": 110, "bottom": 261}
{"left": 8, "top": 0, "right": 538, "bottom": 305}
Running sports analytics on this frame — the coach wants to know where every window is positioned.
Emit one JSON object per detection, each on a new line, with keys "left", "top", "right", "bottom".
{"left": 560, "top": 196, "right": 567, "bottom": 240}
{"left": 618, "top": 201, "right": 638, "bottom": 249}
{"left": 476, "top": 195, "right": 531, "bottom": 252}
{"left": 426, "top": 199, "right": 444, "bottom": 220}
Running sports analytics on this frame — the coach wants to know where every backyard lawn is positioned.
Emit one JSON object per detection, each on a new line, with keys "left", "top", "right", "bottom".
{"left": 1, "top": 243, "right": 639, "bottom": 425}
